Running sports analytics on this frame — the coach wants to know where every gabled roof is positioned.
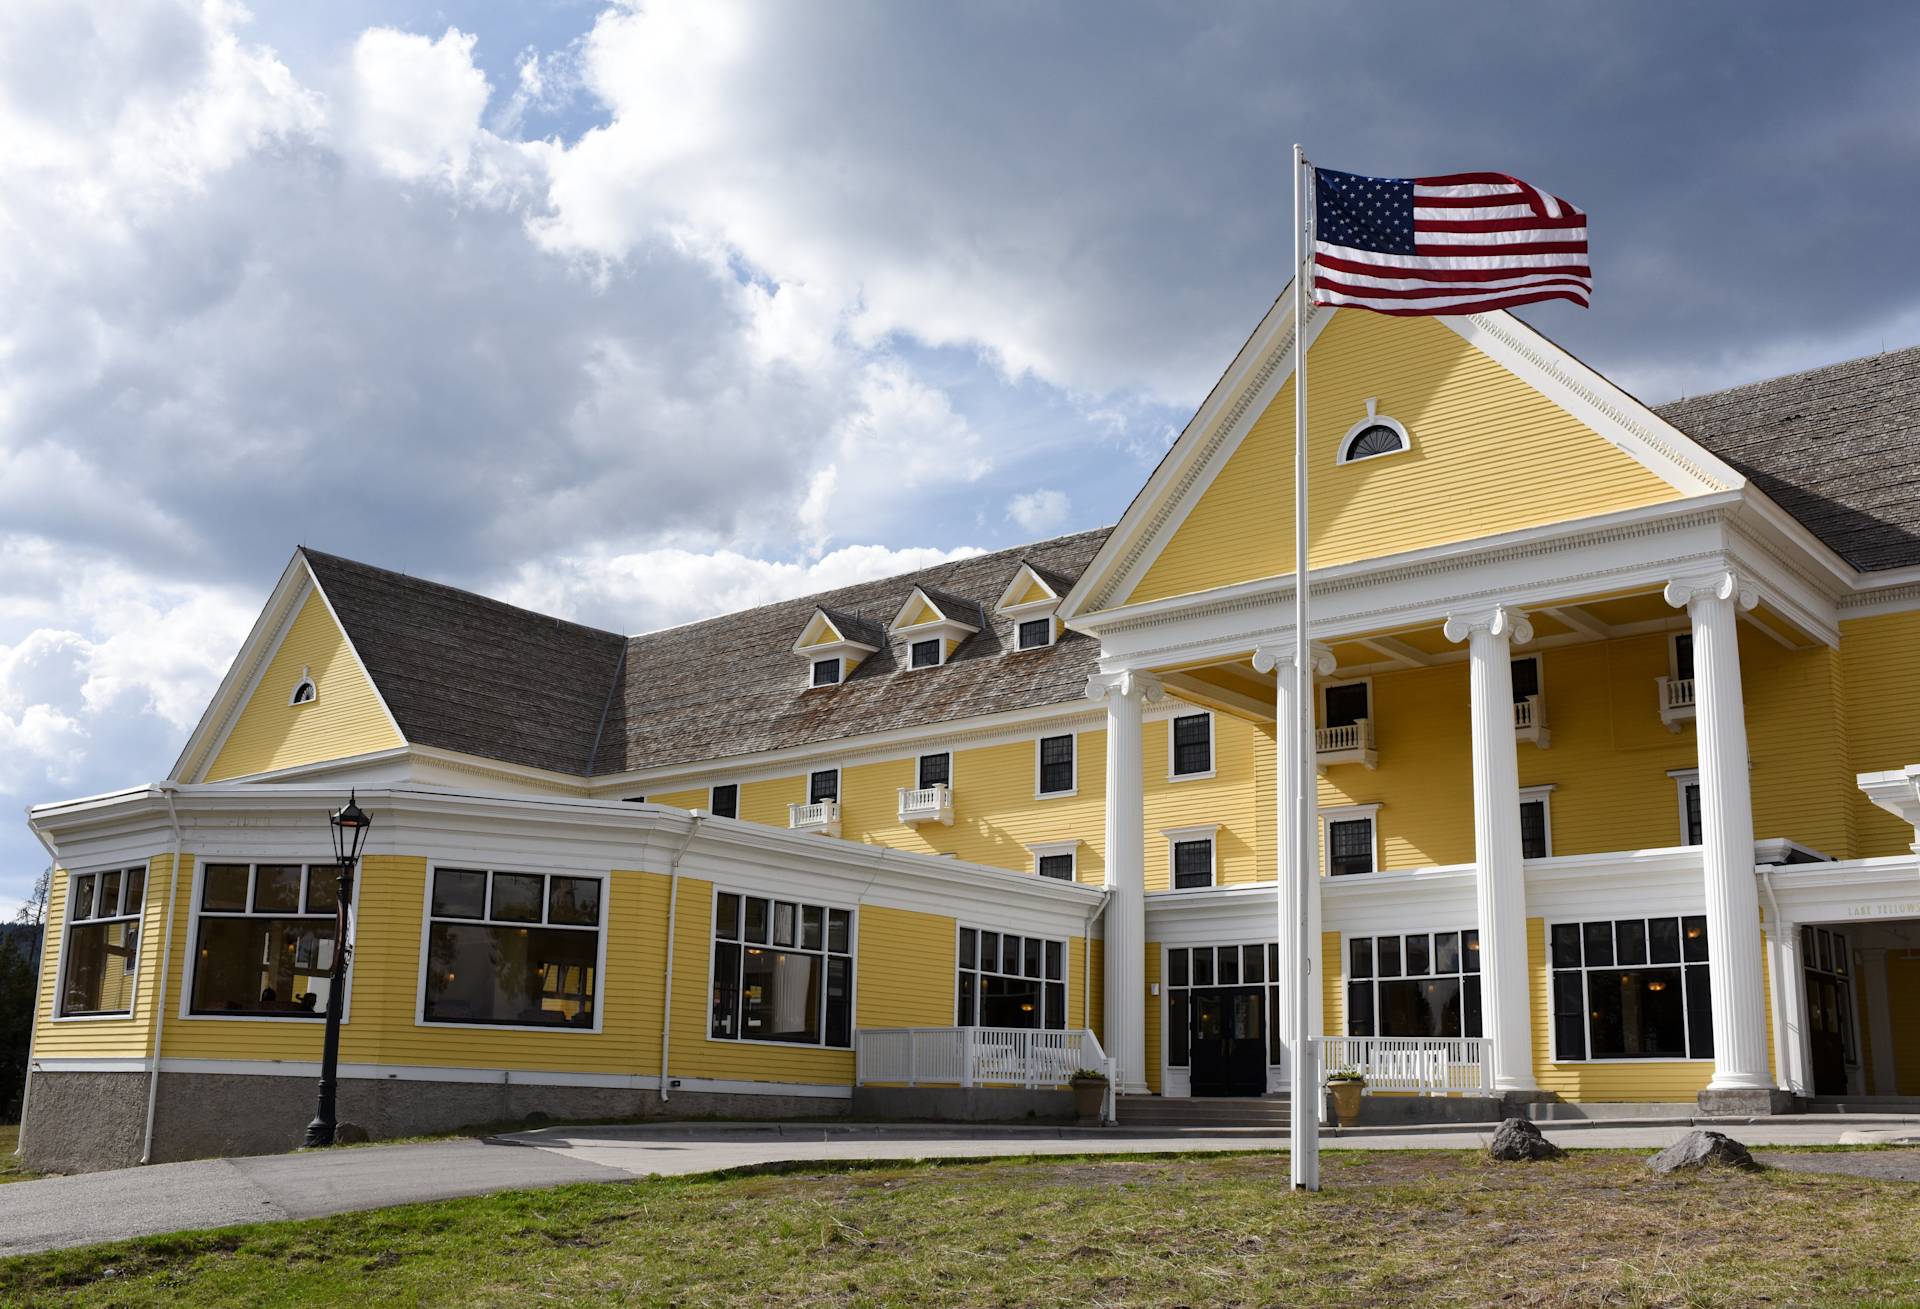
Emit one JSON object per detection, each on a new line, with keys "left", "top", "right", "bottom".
{"left": 890, "top": 584, "right": 985, "bottom": 634}
{"left": 1656, "top": 346, "right": 1920, "bottom": 572}
{"left": 995, "top": 560, "right": 1070, "bottom": 613}
{"left": 793, "top": 607, "right": 885, "bottom": 654}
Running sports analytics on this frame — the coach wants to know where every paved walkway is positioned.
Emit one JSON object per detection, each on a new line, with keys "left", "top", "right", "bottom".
{"left": 4, "top": 1116, "right": 1917, "bottom": 1258}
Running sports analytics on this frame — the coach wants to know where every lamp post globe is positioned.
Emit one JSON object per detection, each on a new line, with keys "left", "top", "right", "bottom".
{"left": 305, "top": 791, "right": 370, "bottom": 1148}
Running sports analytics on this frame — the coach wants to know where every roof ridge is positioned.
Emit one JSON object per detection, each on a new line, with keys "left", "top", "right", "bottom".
{"left": 299, "top": 547, "right": 624, "bottom": 642}
{"left": 1657, "top": 342, "right": 1920, "bottom": 411}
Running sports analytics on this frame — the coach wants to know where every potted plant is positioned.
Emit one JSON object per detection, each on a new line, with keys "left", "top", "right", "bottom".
{"left": 1068, "top": 1068, "right": 1109, "bottom": 1122}
{"left": 1325, "top": 1067, "right": 1367, "bottom": 1127}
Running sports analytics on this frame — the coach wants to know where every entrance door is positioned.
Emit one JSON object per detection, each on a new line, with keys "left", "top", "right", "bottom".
{"left": 1807, "top": 971, "right": 1849, "bottom": 1096}
{"left": 1189, "top": 987, "right": 1267, "bottom": 1096}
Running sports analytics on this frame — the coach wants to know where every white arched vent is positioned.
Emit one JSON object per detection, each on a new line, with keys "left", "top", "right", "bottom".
{"left": 289, "top": 668, "right": 318, "bottom": 706}
{"left": 1337, "top": 399, "right": 1412, "bottom": 465}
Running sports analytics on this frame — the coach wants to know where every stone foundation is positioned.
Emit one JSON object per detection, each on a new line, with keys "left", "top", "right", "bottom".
{"left": 1696, "top": 1086, "right": 1800, "bottom": 1116}
{"left": 850, "top": 1085, "right": 1075, "bottom": 1123}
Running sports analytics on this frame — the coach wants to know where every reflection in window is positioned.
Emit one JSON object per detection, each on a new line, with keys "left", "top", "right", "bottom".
{"left": 422, "top": 867, "right": 603, "bottom": 1028}
{"left": 190, "top": 863, "right": 341, "bottom": 1018}
{"left": 60, "top": 866, "right": 146, "bottom": 1016}
{"left": 1346, "top": 930, "right": 1481, "bottom": 1039}
{"left": 711, "top": 892, "right": 853, "bottom": 1046}
{"left": 1550, "top": 915, "right": 1712, "bottom": 1060}
{"left": 956, "top": 927, "right": 1064, "bottom": 1030}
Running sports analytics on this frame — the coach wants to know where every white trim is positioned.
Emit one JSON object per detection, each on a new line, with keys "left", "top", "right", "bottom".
{"left": 955, "top": 921, "right": 1071, "bottom": 1030}
{"left": 705, "top": 884, "right": 858, "bottom": 1051}
{"left": 1519, "top": 785, "right": 1556, "bottom": 860}
{"left": 809, "top": 655, "right": 846, "bottom": 688}
{"left": 1165, "top": 708, "right": 1216, "bottom": 781}
{"left": 179, "top": 857, "right": 359, "bottom": 1026}
{"left": 914, "top": 749, "right": 954, "bottom": 793}
{"left": 708, "top": 781, "right": 740, "bottom": 820}
{"left": 416, "top": 860, "right": 608, "bottom": 1034}
{"left": 49, "top": 863, "right": 148, "bottom": 1024}
{"left": 287, "top": 667, "right": 318, "bottom": 707}
{"left": 1339, "top": 922, "right": 1483, "bottom": 1039}
{"left": 1335, "top": 410, "right": 1412, "bottom": 466}
{"left": 805, "top": 765, "right": 842, "bottom": 806}
{"left": 1669, "top": 769, "right": 1702, "bottom": 846}
{"left": 1034, "top": 730, "right": 1078, "bottom": 799}
{"left": 1162, "top": 824, "right": 1221, "bottom": 890}
{"left": 1321, "top": 805, "right": 1382, "bottom": 878}
{"left": 170, "top": 556, "right": 309, "bottom": 782}
{"left": 1027, "top": 840, "right": 1080, "bottom": 882}
{"left": 994, "top": 562, "right": 1064, "bottom": 617}
{"left": 1543, "top": 912, "right": 1714, "bottom": 1065}
{"left": 1012, "top": 614, "right": 1059, "bottom": 651}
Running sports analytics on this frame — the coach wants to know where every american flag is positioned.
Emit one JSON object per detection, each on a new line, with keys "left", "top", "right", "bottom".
{"left": 1311, "top": 167, "right": 1590, "bottom": 316}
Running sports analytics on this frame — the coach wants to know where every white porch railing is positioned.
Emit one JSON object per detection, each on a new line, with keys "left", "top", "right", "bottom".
{"left": 896, "top": 783, "right": 954, "bottom": 826}
{"left": 787, "top": 800, "right": 842, "bottom": 836}
{"left": 1657, "top": 675, "right": 1696, "bottom": 731}
{"left": 1315, "top": 718, "right": 1378, "bottom": 769}
{"left": 1310, "top": 1035, "right": 1494, "bottom": 1096}
{"left": 855, "top": 1026, "right": 1117, "bottom": 1122}
{"left": 1513, "top": 694, "right": 1550, "bottom": 747}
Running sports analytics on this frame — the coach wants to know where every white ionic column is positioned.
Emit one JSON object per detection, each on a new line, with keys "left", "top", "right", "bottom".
{"left": 1663, "top": 571, "right": 1771, "bottom": 1092}
{"left": 1769, "top": 916, "right": 1809, "bottom": 1096}
{"left": 1088, "top": 668, "right": 1161, "bottom": 1094}
{"left": 1443, "top": 605, "right": 1536, "bottom": 1092}
{"left": 1253, "top": 641, "right": 1335, "bottom": 1079}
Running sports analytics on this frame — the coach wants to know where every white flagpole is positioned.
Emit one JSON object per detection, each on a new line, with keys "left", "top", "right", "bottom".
{"left": 1289, "top": 143, "right": 1321, "bottom": 1192}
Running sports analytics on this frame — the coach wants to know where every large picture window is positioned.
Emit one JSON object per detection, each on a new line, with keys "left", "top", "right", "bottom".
{"left": 191, "top": 862, "right": 343, "bottom": 1018}
{"left": 422, "top": 867, "right": 603, "bottom": 1029}
{"left": 956, "top": 927, "right": 1065, "bottom": 1030}
{"left": 1550, "top": 915, "right": 1712, "bottom": 1061}
{"left": 1164, "top": 943, "right": 1280, "bottom": 1069}
{"left": 60, "top": 866, "right": 145, "bottom": 1017}
{"left": 711, "top": 891, "right": 853, "bottom": 1047}
{"left": 1346, "top": 931, "right": 1481, "bottom": 1039}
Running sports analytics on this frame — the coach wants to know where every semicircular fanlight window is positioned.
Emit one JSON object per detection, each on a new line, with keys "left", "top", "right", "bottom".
{"left": 1345, "top": 424, "right": 1406, "bottom": 461}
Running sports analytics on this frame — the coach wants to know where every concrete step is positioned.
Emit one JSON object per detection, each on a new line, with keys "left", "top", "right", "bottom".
{"left": 1116, "top": 1095, "right": 1293, "bottom": 1127}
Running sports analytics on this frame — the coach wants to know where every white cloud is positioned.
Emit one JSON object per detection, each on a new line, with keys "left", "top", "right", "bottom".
{"left": 1007, "top": 489, "right": 1070, "bottom": 534}
{"left": 347, "top": 27, "right": 493, "bottom": 184}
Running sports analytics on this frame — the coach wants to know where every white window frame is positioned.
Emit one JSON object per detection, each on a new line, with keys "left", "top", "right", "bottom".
{"left": 182, "top": 859, "right": 358, "bottom": 1025}
{"left": 52, "top": 863, "right": 148, "bottom": 1023}
{"left": 1163, "top": 823, "right": 1221, "bottom": 890}
{"left": 1546, "top": 913, "right": 1713, "bottom": 1064}
{"left": 1014, "top": 615, "right": 1057, "bottom": 651}
{"left": 810, "top": 655, "right": 844, "bottom": 688}
{"left": 1669, "top": 768, "right": 1701, "bottom": 846}
{"left": 1320, "top": 676, "right": 1373, "bottom": 726}
{"left": 708, "top": 782, "right": 740, "bottom": 819}
{"left": 706, "top": 885, "right": 858, "bottom": 1050}
{"left": 1341, "top": 924, "right": 1483, "bottom": 1039}
{"left": 288, "top": 667, "right": 318, "bottom": 706}
{"left": 414, "top": 862, "right": 609, "bottom": 1034}
{"left": 1166, "top": 709, "right": 1216, "bottom": 782}
{"left": 1335, "top": 411, "right": 1413, "bottom": 466}
{"left": 807, "top": 766, "right": 842, "bottom": 806}
{"left": 908, "top": 636, "right": 946, "bottom": 670}
{"left": 915, "top": 750, "right": 953, "bottom": 792}
{"left": 1028, "top": 840, "right": 1079, "bottom": 881}
{"left": 955, "top": 922, "right": 1070, "bottom": 1031}
{"left": 1321, "top": 803, "right": 1381, "bottom": 877}
{"left": 1519, "top": 784, "right": 1555, "bottom": 860}
{"left": 1034, "top": 731, "right": 1078, "bottom": 799}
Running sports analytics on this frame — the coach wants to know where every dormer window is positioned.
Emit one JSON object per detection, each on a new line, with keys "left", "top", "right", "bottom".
{"left": 1337, "top": 400, "right": 1412, "bottom": 465}
{"left": 995, "top": 562, "right": 1065, "bottom": 654}
{"left": 910, "top": 638, "right": 942, "bottom": 669}
{"left": 289, "top": 668, "right": 318, "bottom": 706}
{"left": 1017, "top": 618, "right": 1053, "bottom": 650}
{"left": 890, "top": 586, "right": 982, "bottom": 668}
{"left": 812, "top": 657, "right": 842, "bottom": 687}
{"left": 793, "top": 606, "right": 880, "bottom": 690}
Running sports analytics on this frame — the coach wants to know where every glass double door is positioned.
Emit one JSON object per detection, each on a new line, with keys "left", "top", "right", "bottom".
{"left": 1188, "top": 986, "right": 1268, "bottom": 1097}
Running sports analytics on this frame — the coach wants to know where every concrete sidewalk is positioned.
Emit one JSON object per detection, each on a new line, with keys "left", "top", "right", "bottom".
{"left": 5, "top": 1115, "right": 1917, "bottom": 1259}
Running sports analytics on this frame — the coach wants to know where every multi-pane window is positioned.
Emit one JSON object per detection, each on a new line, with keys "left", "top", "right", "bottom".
{"left": 1017, "top": 618, "right": 1052, "bottom": 650}
{"left": 1172, "top": 838, "right": 1214, "bottom": 889}
{"left": 191, "top": 863, "right": 343, "bottom": 1018}
{"left": 1520, "top": 798, "right": 1550, "bottom": 859}
{"left": 1165, "top": 943, "right": 1280, "bottom": 1069}
{"left": 1804, "top": 926, "right": 1857, "bottom": 1066}
{"left": 1511, "top": 656, "right": 1540, "bottom": 703}
{"left": 1037, "top": 734, "right": 1075, "bottom": 795}
{"left": 1682, "top": 782, "right": 1703, "bottom": 845}
{"left": 918, "top": 753, "right": 950, "bottom": 789}
{"left": 59, "top": 866, "right": 145, "bottom": 1017}
{"left": 1323, "top": 682, "right": 1369, "bottom": 727}
{"left": 1550, "top": 916, "right": 1712, "bottom": 1061}
{"left": 1347, "top": 931, "right": 1481, "bottom": 1038}
{"left": 1037, "top": 853, "right": 1075, "bottom": 881}
{"left": 809, "top": 769, "right": 840, "bottom": 804}
{"left": 910, "top": 638, "right": 941, "bottom": 669}
{"left": 957, "top": 927, "right": 1065, "bottom": 1030}
{"left": 1171, "top": 713, "right": 1212, "bottom": 777}
{"left": 710, "top": 784, "right": 739, "bottom": 819}
{"left": 423, "top": 868, "right": 603, "bottom": 1028}
{"left": 1327, "top": 817, "right": 1375, "bottom": 876}
{"left": 812, "top": 657, "right": 840, "bottom": 687}
{"left": 711, "top": 892, "right": 853, "bottom": 1047}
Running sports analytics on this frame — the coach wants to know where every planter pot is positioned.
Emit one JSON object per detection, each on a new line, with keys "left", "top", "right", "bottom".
{"left": 1070, "top": 1079, "right": 1108, "bottom": 1122}
{"left": 1328, "top": 1080, "right": 1365, "bottom": 1127}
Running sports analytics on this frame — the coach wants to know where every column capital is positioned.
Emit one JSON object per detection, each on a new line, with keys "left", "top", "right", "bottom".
{"left": 1442, "top": 604, "right": 1532, "bottom": 647}
{"left": 1663, "top": 570, "right": 1758, "bottom": 613}
{"left": 1252, "top": 641, "right": 1335, "bottom": 676}
{"left": 1085, "top": 668, "right": 1163, "bottom": 705}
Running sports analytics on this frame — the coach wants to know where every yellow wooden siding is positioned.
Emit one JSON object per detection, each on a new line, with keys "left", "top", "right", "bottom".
{"left": 1888, "top": 954, "right": 1920, "bottom": 1095}
{"left": 855, "top": 904, "right": 958, "bottom": 1030}
{"left": 1143, "top": 712, "right": 1261, "bottom": 890}
{"left": 204, "top": 590, "right": 402, "bottom": 781}
{"left": 1125, "top": 311, "right": 1683, "bottom": 607}
{"left": 1842, "top": 609, "right": 1920, "bottom": 859}
{"left": 1071, "top": 937, "right": 1104, "bottom": 1035}
{"left": 899, "top": 598, "right": 940, "bottom": 627}
{"left": 647, "top": 787, "right": 708, "bottom": 811}
{"left": 29, "top": 858, "right": 179, "bottom": 1061}
{"left": 1012, "top": 577, "right": 1053, "bottom": 606}
{"left": 1143, "top": 942, "right": 1161, "bottom": 1093}
{"left": 1321, "top": 929, "right": 1343, "bottom": 1038}
{"left": 1745, "top": 634, "right": 1856, "bottom": 857}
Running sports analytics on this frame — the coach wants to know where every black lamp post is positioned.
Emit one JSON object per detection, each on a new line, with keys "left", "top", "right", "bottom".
{"left": 304, "top": 790, "right": 370, "bottom": 1148}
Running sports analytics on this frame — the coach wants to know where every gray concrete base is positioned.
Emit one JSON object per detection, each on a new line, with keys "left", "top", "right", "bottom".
{"left": 23, "top": 1070, "right": 849, "bottom": 1174}
{"left": 1697, "top": 1086, "right": 1800, "bottom": 1116}
{"left": 1524, "top": 1100, "right": 1699, "bottom": 1121}
{"left": 851, "top": 1085, "right": 1075, "bottom": 1123}
{"left": 1348, "top": 1095, "right": 1507, "bottom": 1126}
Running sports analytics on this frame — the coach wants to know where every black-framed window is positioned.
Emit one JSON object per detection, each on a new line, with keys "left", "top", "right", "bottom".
{"left": 1166, "top": 943, "right": 1280, "bottom": 1069}
{"left": 1323, "top": 682, "right": 1369, "bottom": 728}
{"left": 191, "top": 863, "right": 343, "bottom": 1018}
{"left": 809, "top": 769, "right": 839, "bottom": 804}
{"left": 1550, "top": 915, "right": 1712, "bottom": 1061}
{"left": 811, "top": 657, "right": 840, "bottom": 687}
{"left": 957, "top": 927, "right": 1065, "bottom": 1030}
{"left": 917, "top": 753, "right": 950, "bottom": 789}
{"left": 710, "top": 783, "right": 739, "bottom": 819}
{"left": 1172, "top": 838, "right": 1214, "bottom": 889}
{"left": 1681, "top": 779, "right": 1702, "bottom": 845}
{"left": 1520, "top": 797, "right": 1549, "bottom": 859}
{"left": 1038, "top": 734, "right": 1074, "bottom": 794}
{"left": 1803, "top": 925, "right": 1857, "bottom": 1065}
{"left": 423, "top": 867, "right": 602, "bottom": 1028}
{"left": 712, "top": 892, "right": 853, "bottom": 1046}
{"left": 60, "top": 865, "right": 146, "bottom": 1017}
{"left": 1673, "top": 634, "right": 1695, "bottom": 682}
{"left": 1347, "top": 931, "right": 1481, "bottom": 1038}
{"left": 1511, "top": 655, "right": 1540, "bottom": 703}
{"left": 1017, "top": 618, "right": 1052, "bottom": 650}
{"left": 910, "top": 638, "right": 941, "bottom": 669}
{"left": 1037, "top": 852, "right": 1075, "bottom": 881}
{"left": 1327, "top": 817, "right": 1375, "bottom": 876}
{"left": 1171, "top": 713, "right": 1212, "bottom": 777}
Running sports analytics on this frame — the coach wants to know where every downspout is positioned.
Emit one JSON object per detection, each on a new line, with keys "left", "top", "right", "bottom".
{"left": 1759, "top": 867, "right": 1793, "bottom": 1096}
{"left": 140, "top": 784, "right": 186, "bottom": 1164}
{"left": 657, "top": 811, "right": 706, "bottom": 1104}
{"left": 20, "top": 812, "right": 61, "bottom": 1163}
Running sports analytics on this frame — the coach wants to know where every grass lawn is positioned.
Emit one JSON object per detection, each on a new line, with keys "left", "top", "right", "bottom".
{"left": 5, "top": 1150, "right": 1920, "bottom": 1307}
{"left": 0, "top": 1127, "right": 35, "bottom": 1186}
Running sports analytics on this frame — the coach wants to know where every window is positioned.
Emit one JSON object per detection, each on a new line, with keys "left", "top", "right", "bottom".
{"left": 1672, "top": 770, "right": 1702, "bottom": 845}
{"left": 1520, "top": 787, "right": 1553, "bottom": 860}
{"left": 1325, "top": 814, "right": 1376, "bottom": 876}
{"left": 910, "top": 638, "right": 942, "bottom": 669}
{"left": 808, "top": 769, "right": 839, "bottom": 805}
{"left": 811, "top": 657, "right": 841, "bottom": 687}
{"left": 1672, "top": 633, "right": 1695, "bottom": 682}
{"left": 1031, "top": 842, "right": 1077, "bottom": 881}
{"left": 709, "top": 784, "right": 739, "bottom": 819}
{"left": 1338, "top": 417, "right": 1410, "bottom": 464}
{"left": 1803, "top": 926, "right": 1857, "bottom": 1066}
{"left": 1322, "top": 682, "right": 1369, "bottom": 728}
{"left": 1165, "top": 943, "right": 1281, "bottom": 1069}
{"left": 917, "top": 752, "right": 950, "bottom": 790}
{"left": 191, "top": 863, "right": 343, "bottom": 1018}
{"left": 422, "top": 867, "right": 603, "bottom": 1028}
{"left": 1511, "top": 655, "right": 1540, "bottom": 703}
{"left": 1037, "top": 734, "right": 1075, "bottom": 795}
{"left": 289, "top": 678, "right": 317, "bottom": 705}
{"left": 712, "top": 892, "right": 853, "bottom": 1046}
{"left": 1551, "top": 915, "right": 1712, "bottom": 1061}
{"left": 1017, "top": 617, "right": 1053, "bottom": 650}
{"left": 1170, "top": 712, "right": 1213, "bottom": 778}
{"left": 958, "top": 927, "right": 1065, "bottom": 1030}
{"left": 59, "top": 866, "right": 145, "bottom": 1017}
{"left": 1170, "top": 835, "right": 1215, "bottom": 889}
{"left": 1347, "top": 931, "right": 1481, "bottom": 1038}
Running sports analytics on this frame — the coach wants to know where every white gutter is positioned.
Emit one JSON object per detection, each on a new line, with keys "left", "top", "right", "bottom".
{"left": 139, "top": 784, "right": 186, "bottom": 1164}
{"left": 657, "top": 812, "right": 706, "bottom": 1103}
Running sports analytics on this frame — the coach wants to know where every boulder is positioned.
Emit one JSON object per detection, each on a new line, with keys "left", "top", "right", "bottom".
{"left": 1487, "top": 1117, "right": 1566, "bottom": 1161}
{"left": 334, "top": 1122, "right": 371, "bottom": 1145}
{"left": 1647, "top": 1130, "right": 1756, "bottom": 1174}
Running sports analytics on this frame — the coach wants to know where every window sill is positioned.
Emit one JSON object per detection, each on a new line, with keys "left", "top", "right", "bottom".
{"left": 1034, "top": 789, "right": 1079, "bottom": 801}
{"left": 416, "top": 1017, "right": 603, "bottom": 1034}
{"left": 1167, "top": 769, "right": 1216, "bottom": 783}
{"left": 705, "top": 1034, "right": 853, "bottom": 1052}
{"left": 50, "top": 1011, "right": 137, "bottom": 1023}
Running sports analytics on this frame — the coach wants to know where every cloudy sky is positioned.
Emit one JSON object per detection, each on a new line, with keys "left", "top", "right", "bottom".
{"left": 4, "top": 0, "right": 1918, "bottom": 913}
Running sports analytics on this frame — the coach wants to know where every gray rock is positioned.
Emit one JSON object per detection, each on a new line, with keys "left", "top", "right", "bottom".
{"left": 1487, "top": 1117, "right": 1566, "bottom": 1161}
{"left": 1647, "top": 1129, "right": 1756, "bottom": 1174}
{"left": 334, "top": 1122, "right": 371, "bottom": 1145}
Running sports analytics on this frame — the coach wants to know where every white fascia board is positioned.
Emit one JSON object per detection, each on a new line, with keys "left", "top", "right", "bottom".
{"left": 994, "top": 563, "right": 1063, "bottom": 615}
{"left": 168, "top": 553, "right": 312, "bottom": 783}
{"left": 1857, "top": 766, "right": 1920, "bottom": 832}
{"left": 1761, "top": 855, "right": 1920, "bottom": 923}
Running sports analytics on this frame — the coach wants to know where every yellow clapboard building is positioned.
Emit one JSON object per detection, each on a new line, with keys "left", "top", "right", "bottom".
{"left": 22, "top": 300, "right": 1920, "bottom": 1172}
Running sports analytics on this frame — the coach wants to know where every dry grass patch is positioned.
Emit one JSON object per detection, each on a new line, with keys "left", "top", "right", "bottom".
{"left": 0, "top": 1127, "right": 36, "bottom": 1186}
